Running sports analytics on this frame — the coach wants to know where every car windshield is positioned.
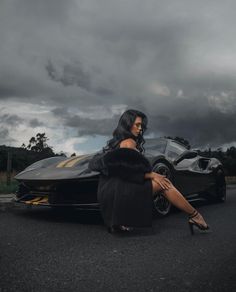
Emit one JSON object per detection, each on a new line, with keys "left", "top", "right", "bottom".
{"left": 166, "top": 141, "right": 187, "bottom": 160}
{"left": 145, "top": 139, "right": 167, "bottom": 154}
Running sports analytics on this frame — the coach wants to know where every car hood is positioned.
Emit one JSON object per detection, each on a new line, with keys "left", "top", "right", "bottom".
{"left": 14, "top": 150, "right": 163, "bottom": 182}
{"left": 15, "top": 154, "right": 99, "bottom": 181}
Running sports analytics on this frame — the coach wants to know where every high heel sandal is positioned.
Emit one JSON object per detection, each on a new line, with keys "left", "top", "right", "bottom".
{"left": 188, "top": 210, "right": 209, "bottom": 235}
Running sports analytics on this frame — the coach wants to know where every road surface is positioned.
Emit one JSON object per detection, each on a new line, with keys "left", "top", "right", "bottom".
{"left": 0, "top": 186, "right": 236, "bottom": 291}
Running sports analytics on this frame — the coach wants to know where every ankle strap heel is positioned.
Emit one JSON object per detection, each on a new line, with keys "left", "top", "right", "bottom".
{"left": 188, "top": 210, "right": 209, "bottom": 235}
{"left": 188, "top": 210, "right": 198, "bottom": 219}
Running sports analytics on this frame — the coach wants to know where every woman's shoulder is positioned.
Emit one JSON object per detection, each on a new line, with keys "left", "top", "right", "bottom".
{"left": 119, "top": 138, "right": 137, "bottom": 149}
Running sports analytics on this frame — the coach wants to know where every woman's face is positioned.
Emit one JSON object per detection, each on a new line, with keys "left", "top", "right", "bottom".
{"left": 130, "top": 116, "right": 143, "bottom": 137}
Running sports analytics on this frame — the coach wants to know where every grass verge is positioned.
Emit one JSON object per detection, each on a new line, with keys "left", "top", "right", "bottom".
{"left": 0, "top": 180, "right": 18, "bottom": 194}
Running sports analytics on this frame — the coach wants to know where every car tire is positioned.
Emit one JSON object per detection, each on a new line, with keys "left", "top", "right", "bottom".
{"left": 152, "top": 162, "right": 173, "bottom": 217}
{"left": 214, "top": 168, "right": 226, "bottom": 203}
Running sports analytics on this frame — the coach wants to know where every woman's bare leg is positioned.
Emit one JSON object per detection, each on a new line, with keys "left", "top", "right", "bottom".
{"left": 151, "top": 180, "right": 208, "bottom": 227}
{"left": 152, "top": 180, "right": 194, "bottom": 213}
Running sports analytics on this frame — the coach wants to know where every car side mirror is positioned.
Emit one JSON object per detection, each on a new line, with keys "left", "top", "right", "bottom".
{"left": 173, "top": 150, "right": 198, "bottom": 165}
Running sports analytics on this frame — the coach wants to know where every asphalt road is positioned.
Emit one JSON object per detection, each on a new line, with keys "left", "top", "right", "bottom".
{"left": 1, "top": 187, "right": 236, "bottom": 292}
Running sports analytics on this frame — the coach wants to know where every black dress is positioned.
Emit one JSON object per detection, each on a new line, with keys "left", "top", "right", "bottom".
{"left": 89, "top": 147, "right": 153, "bottom": 228}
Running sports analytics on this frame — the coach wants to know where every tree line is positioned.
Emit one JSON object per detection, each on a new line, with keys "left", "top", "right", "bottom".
{"left": 0, "top": 133, "right": 65, "bottom": 172}
{"left": 0, "top": 133, "right": 236, "bottom": 175}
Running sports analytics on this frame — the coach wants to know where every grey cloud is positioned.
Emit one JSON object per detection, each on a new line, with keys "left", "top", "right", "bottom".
{"left": 46, "top": 60, "right": 114, "bottom": 97}
{"left": 4, "top": 0, "right": 73, "bottom": 24}
{"left": 67, "top": 117, "right": 112, "bottom": 136}
{"left": 170, "top": 111, "right": 235, "bottom": 149}
{"left": 75, "top": 117, "right": 118, "bottom": 136}
{"left": 1, "top": 0, "right": 236, "bottom": 148}
{"left": 29, "top": 119, "right": 44, "bottom": 128}
{"left": 0, "top": 114, "right": 24, "bottom": 126}
{"left": 0, "top": 86, "right": 21, "bottom": 99}
{"left": 46, "top": 60, "right": 91, "bottom": 91}
{"left": 0, "top": 128, "right": 16, "bottom": 144}
{"left": 51, "top": 107, "right": 68, "bottom": 117}
{"left": 0, "top": 129, "right": 9, "bottom": 139}
{"left": 2, "top": 0, "right": 236, "bottom": 104}
{"left": 53, "top": 110, "right": 120, "bottom": 136}
{"left": 94, "top": 87, "right": 114, "bottom": 96}
{"left": 147, "top": 97, "right": 236, "bottom": 149}
{"left": 51, "top": 95, "right": 236, "bottom": 149}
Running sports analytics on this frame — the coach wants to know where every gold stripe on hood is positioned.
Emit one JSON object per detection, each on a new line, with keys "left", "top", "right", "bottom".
{"left": 56, "top": 155, "right": 89, "bottom": 168}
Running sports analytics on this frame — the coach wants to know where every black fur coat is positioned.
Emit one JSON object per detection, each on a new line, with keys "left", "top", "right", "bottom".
{"left": 89, "top": 148, "right": 153, "bottom": 228}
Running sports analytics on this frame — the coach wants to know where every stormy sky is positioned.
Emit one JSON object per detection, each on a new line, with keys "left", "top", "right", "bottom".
{"left": 1, "top": 0, "right": 236, "bottom": 154}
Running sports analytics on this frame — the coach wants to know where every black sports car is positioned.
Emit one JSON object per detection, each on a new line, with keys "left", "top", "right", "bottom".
{"left": 14, "top": 138, "right": 226, "bottom": 216}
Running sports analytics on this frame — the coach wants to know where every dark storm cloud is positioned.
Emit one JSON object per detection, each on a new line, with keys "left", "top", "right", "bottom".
{"left": 46, "top": 60, "right": 91, "bottom": 90}
{"left": 1, "top": 0, "right": 236, "bottom": 148}
{"left": 51, "top": 93, "right": 236, "bottom": 149}
{"left": 0, "top": 86, "right": 20, "bottom": 99}
{"left": 45, "top": 60, "right": 114, "bottom": 97}
{"left": 67, "top": 115, "right": 118, "bottom": 136}
{"left": 147, "top": 95, "right": 236, "bottom": 148}
{"left": 52, "top": 107, "right": 120, "bottom": 136}
{"left": 149, "top": 110, "right": 236, "bottom": 148}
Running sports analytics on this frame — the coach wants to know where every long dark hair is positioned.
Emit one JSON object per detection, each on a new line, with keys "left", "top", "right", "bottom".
{"left": 104, "top": 109, "right": 148, "bottom": 153}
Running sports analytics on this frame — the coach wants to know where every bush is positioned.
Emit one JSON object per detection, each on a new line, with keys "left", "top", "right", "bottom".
{"left": 0, "top": 180, "right": 18, "bottom": 194}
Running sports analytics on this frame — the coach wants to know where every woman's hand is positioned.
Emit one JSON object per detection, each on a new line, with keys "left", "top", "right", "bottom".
{"left": 145, "top": 172, "right": 172, "bottom": 190}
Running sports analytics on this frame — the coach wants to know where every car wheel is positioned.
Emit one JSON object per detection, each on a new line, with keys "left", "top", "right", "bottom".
{"left": 214, "top": 169, "right": 226, "bottom": 203}
{"left": 152, "top": 163, "right": 173, "bottom": 216}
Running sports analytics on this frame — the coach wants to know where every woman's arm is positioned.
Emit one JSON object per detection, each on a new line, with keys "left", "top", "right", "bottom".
{"left": 119, "top": 139, "right": 170, "bottom": 189}
{"left": 145, "top": 172, "right": 171, "bottom": 190}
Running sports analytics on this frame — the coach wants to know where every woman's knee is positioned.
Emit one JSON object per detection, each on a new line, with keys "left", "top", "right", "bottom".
{"left": 151, "top": 179, "right": 174, "bottom": 195}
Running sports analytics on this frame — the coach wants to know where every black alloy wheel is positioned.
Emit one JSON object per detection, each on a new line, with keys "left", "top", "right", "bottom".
{"left": 152, "top": 162, "right": 173, "bottom": 216}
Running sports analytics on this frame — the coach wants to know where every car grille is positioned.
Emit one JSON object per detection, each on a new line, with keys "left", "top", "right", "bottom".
{"left": 16, "top": 179, "right": 98, "bottom": 205}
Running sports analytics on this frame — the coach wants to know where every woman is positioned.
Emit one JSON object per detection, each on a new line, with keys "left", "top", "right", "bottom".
{"left": 89, "top": 109, "right": 209, "bottom": 234}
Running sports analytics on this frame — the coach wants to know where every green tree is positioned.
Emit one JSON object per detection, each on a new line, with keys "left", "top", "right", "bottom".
{"left": 226, "top": 146, "right": 236, "bottom": 159}
{"left": 26, "top": 133, "right": 50, "bottom": 152}
{"left": 20, "top": 133, "right": 55, "bottom": 165}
